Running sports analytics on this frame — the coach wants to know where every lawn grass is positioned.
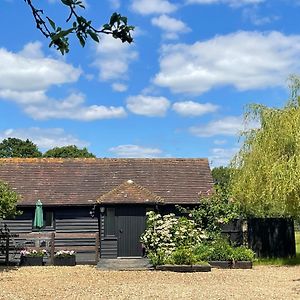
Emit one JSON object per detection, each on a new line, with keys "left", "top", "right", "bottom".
{"left": 254, "top": 231, "right": 300, "bottom": 266}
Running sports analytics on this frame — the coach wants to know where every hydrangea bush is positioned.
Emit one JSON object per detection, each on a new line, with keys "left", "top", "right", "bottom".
{"left": 141, "top": 211, "right": 206, "bottom": 265}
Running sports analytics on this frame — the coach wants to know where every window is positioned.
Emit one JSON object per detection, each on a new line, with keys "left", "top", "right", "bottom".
{"left": 44, "top": 211, "right": 54, "bottom": 228}
{"left": 105, "top": 208, "right": 115, "bottom": 236}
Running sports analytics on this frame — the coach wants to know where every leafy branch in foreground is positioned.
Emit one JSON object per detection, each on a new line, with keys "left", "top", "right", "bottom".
{"left": 24, "top": 0, "right": 134, "bottom": 54}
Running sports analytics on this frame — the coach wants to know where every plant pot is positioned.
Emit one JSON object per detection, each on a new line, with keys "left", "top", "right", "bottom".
{"left": 20, "top": 256, "right": 43, "bottom": 266}
{"left": 232, "top": 261, "right": 252, "bottom": 269}
{"left": 156, "top": 264, "right": 211, "bottom": 272}
{"left": 208, "top": 261, "right": 232, "bottom": 269}
{"left": 54, "top": 255, "right": 76, "bottom": 266}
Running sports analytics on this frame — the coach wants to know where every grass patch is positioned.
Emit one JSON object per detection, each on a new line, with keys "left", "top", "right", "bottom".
{"left": 254, "top": 231, "right": 300, "bottom": 266}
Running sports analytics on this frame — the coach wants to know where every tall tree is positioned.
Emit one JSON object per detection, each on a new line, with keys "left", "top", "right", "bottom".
{"left": 24, "top": 0, "right": 134, "bottom": 54}
{"left": 0, "top": 138, "right": 42, "bottom": 158}
{"left": 211, "top": 166, "right": 232, "bottom": 192}
{"left": 0, "top": 181, "right": 20, "bottom": 219}
{"left": 230, "top": 76, "right": 300, "bottom": 218}
{"left": 43, "top": 145, "right": 95, "bottom": 158}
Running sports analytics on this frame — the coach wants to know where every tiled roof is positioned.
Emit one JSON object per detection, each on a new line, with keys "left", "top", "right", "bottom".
{"left": 0, "top": 158, "right": 213, "bottom": 206}
{"left": 97, "top": 180, "right": 164, "bottom": 204}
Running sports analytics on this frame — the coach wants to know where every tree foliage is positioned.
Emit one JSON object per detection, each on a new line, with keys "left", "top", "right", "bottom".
{"left": 43, "top": 145, "right": 95, "bottom": 158}
{"left": 230, "top": 76, "right": 300, "bottom": 218}
{"left": 24, "top": 0, "right": 134, "bottom": 54}
{"left": 0, "top": 181, "right": 20, "bottom": 219}
{"left": 211, "top": 166, "right": 232, "bottom": 196}
{"left": 0, "top": 138, "right": 42, "bottom": 158}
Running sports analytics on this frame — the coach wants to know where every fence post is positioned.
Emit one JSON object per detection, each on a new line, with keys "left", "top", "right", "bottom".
{"left": 50, "top": 232, "right": 55, "bottom": 265}
{"left": 5, "top": 233, "right": 9, "bottom": 266}
{"left": 95, "top": 232, "right": 100, "bottom": 264}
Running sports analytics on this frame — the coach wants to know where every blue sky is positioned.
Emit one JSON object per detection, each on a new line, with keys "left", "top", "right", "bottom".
{"left": 0, "top": 0, "right": 299, "bottom": 166}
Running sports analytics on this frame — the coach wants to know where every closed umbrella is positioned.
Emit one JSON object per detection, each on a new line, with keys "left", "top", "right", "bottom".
{"left": 33, "top": 200, "right": 44, "bottom": 230}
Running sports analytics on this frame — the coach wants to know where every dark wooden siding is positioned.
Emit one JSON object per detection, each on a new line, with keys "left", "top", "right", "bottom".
{"left": 1, "top": 206, "right": 99, "bottom": 264}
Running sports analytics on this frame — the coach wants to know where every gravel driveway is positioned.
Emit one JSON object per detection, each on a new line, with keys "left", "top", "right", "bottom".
{"left": 0, "top": 265, "right": 299, "bottom": 299}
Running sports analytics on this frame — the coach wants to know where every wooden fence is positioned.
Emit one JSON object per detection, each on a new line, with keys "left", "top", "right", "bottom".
{"left": 17, "top": 232, "right": 100, "bottom": 264}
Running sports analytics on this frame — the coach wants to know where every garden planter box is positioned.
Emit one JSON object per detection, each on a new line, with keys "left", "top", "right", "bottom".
{"left": 156, "top": 264, "right": 211, "bottom": 272}
{"left": 232, "top": 261, "right": 252, "bottom": 269}
{"left": 20, "top": 256, "right": 43, "bottom": 266}
{"left": 54, "top": 256, "right": 76, "bottom": 266}
{"left": 208, "top": 261, "right": 232, "bottom": 269}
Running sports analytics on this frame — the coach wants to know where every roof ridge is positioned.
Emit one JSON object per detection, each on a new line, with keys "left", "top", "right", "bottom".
{"left": 97, "top": 180, "right": 164, "bottom": 204}
{"left": 0, "top": 158, "right": 209, "bottom": 163}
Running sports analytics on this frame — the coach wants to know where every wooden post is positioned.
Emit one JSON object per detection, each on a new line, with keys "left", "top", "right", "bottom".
{"left": 95, "top": 232, "right": 100, "bottom": 264}
{"left": 5, "top": 233, "right": 9, "bottom": 266}
{"left": 50, "top": 232, "right": 55, "bottom": 265}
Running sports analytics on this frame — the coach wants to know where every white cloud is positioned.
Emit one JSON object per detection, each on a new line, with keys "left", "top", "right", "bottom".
{"left": 93, "top": 34, "right": 138, "bottom": 81}
{"left": 0, "top": 127, "right": 89, "bottom": 150}
{"left": 172, "top": 101, "right": 218, "bottom": 117}
{"left": 131, "top": 0, "right": 177, "bottom": 15}
{"left": 209, "top": 147, "right": 239, "bottom": 167}
{"left": 151, "top": 15, "right": 191, "bottom": 40}
{"left": 186, "top": 0, "right": 264, "bottom": 7}
{"left": 189, "top": 116, "right": 244, "bottom": 137}
{"left": 108, "top": 0, "right": 120, "bottom": 9}
{"left": 24, "top": 93, "right": 127, "bottom": 121}
{"left": 242, "top": 8, "right": 280, "bottom": 26}
{"left": 0, "top": 42, "right": 125, "bottom": 121}
{"left": 154, "top": 31, "right": 300, "bottom": 95}
{"left": 126, "top": 95, "right": 170, "bottom": 117}
{"left": 0, "top": 42, "right": 81, "bottom": 93}
{"left": 214, "top": 139, "right": 227, "bottom": 145}
{"left": 109, "top": 144, "right": 162, "bottom": 157}
{"left": 112, "top": 83, "right": 128, "bottom": 92}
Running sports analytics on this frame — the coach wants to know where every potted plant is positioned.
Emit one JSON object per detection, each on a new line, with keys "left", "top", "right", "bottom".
{"left": 20, "top": 249, "right": 47, "bottom": 266}
{"left": 54, "top": 250, "right": 76, "bottom": 266}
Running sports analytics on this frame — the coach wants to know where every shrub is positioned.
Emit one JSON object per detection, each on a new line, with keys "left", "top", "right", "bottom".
{"left": 208, "top": 238, "right": 235, "bottom": 261}
{"left": 141, "top": 211, "right": 206, "bottom": 263}
{"left": 232, "top": 246, "right": 255, "bottom": 262}
{"left": 168, "top": 247, "right": 197, "bottom": 265}
{"left": 194, "top": 243, "right": 214, "bottom": 261}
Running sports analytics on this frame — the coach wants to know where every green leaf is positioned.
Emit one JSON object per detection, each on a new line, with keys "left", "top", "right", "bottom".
{"left": 61, "top": 0, "right": 73, "bottom": 6}
{"left": 87, "top": 30, "right": 99, "bottom": 42}
{"left": 120, "top": 16, "right": 127, "bottom": 25}
{"left": 46, "top": 17, "right": 56, "bottom": 31}
{"left": 109, "top": 13, "right": 119, "bottom": 26}
{"left": 77, "top": 34, "right": 86, "bottom": 47}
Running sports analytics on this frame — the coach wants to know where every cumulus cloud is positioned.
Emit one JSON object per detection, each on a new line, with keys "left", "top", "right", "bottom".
{"left": 186, "top": 0, "right": 264, "bottom": 7}
{"left": 172, "top": 101, "right": 218, "bottom": 116}
{"left": 0, "top": 42, "right": 126, "bottom": 121}
{"left": 24, "top": 93, "right": 126, "bottom": 121}
{"left": 131, "top": 0, "right": 177, "bottom": 15}
{"left": 109, "top": 144, "right": 163, "bottom": 157}
{"left": 0, "top": 42, "right": 81, "bottom": 94}
{"left": 209, "top": 147, "right": 240, "bottom": 167}
{"left": 108, "top": 0, "right": 120, "bottom": 9}
{"left": 111, "top": 83, "right": 128, "bottom": 92}
{"left": 189, "top": 116, "right": 244, "bottom": 137}
{"left": 0, "top": 127, "right": 89, "bottom": 150}
{"left": 93, "top": 34, "right": 138, "bottom": 81}
{"left": 126, "top": 95, "right": 170, "bottom": 117}
{"left": 151, "top": 15, "right": 191, "bottom": 40}
{"left": 154, "top": 31, "right": 300, "bottom": 95}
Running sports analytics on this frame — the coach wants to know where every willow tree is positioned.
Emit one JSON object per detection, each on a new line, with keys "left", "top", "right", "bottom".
{"left": 231, "top": 76, "right": 300, "bottom": 218}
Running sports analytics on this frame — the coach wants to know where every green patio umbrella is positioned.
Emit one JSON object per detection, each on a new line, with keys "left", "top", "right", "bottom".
{"left": 33, "top": 199, "right": 44, "bottom": 230}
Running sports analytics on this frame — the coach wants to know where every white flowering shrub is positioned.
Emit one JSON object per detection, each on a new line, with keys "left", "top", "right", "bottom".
{"left": 141, "top": 211, "right": 206, "bottom": 265}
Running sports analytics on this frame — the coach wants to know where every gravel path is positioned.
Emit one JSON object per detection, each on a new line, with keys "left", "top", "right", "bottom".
{"left": 0, "top": 265, "right": 299, "bottom": 300}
